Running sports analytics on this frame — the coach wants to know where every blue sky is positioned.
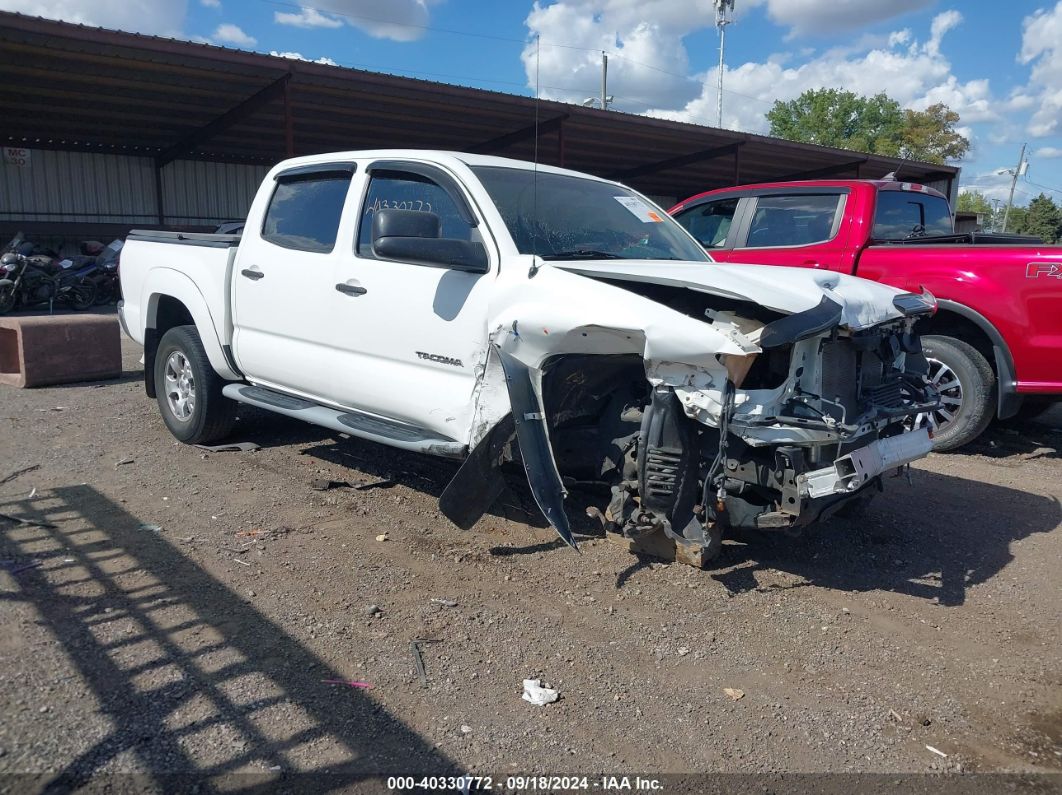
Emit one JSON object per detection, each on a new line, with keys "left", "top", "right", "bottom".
{"left": 5, "top": 0, "right": 1062, "bottom": 206}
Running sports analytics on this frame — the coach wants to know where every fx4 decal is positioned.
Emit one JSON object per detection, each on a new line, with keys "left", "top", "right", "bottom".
{"left": 416, "top": 351, "right": 464, "bottom": 367}
{"left": 1027, "top": 262, "right": 1062, "bottom": 279}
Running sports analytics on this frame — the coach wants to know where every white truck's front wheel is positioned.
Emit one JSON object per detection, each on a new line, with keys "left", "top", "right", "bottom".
{"left": 154, "top": 325, "right": 237, "bottom": 444}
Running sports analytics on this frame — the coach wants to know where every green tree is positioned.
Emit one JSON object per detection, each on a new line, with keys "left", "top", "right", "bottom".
{"left": 1004, "top": 205, "right": 1028, "bottom": 235}
{"left": 956, "top": 190, "right": 992, "bottom": 215}
{"left": 1016, "top": 193, "right": 1062, "bottom": 243}
{"left": 956, "top": 190, "right": 1001, "bottom": 230}
{"left": 766, "top": 89, "right": 970, "bottom": 164}
{"left": 901, "top": 103, "right": 970, "bottom": 163}
{"left": 767, "top": 89, "right": 905, "bottom": 155}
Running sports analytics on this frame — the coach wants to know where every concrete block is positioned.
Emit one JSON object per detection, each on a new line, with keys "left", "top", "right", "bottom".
{"left": 0, "top": 312, "right": 122, "bottom": 388}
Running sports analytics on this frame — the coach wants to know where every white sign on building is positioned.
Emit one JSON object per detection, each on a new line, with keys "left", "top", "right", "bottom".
{"left": 3, "top": 147, "right": 31, "bottom": 167}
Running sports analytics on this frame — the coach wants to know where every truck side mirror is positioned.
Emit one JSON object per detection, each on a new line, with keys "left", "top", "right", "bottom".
{"left": 371, "top": 208, "right": 488, "bottom": 274}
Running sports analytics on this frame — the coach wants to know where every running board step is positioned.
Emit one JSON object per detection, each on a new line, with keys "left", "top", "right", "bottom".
{"left": 222, "top": 384, "right": 466, "bottom": 458}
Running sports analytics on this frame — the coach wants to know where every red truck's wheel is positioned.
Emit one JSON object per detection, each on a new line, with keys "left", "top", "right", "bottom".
{"left": 154, "top": 325, "right": 237, "bottom": 444}
{"left": 920, "top": 335, "right": 995, "bottom": 451}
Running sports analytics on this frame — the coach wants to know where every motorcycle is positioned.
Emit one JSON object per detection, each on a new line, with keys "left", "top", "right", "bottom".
{"left": 65, "top": 239, "right": 123, "bottom": 305}
{"left": 0, "top": 233, "right": 96, "bottom": 315}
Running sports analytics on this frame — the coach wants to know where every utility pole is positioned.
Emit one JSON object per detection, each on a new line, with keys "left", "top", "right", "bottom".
{"left": 715, "top": 0, "right": 735, "bottom": 128}
{"left": 601, "top": 51, "right": 608, "bottom": 112}
{"left": 1002, "top": 142, "right": 1027, "bottom": 233}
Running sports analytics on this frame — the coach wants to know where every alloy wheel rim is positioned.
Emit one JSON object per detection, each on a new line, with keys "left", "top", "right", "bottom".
{"left": 913, "top": 356, "right": 964, "bottom": 433}
{"left": 164, "top": 351, "right": 196, "bottom": 421}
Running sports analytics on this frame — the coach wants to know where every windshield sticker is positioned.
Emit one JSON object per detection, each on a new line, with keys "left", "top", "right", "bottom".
{"left": 614, "top": 196, "right": 664, "bottom": 223}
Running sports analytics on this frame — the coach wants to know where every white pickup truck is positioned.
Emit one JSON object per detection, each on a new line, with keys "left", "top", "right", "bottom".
{"left": 118, "top": 150, "right": 939, "bottom": 560}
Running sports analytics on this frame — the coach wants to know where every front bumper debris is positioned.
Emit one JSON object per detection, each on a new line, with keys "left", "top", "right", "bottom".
{"left": 797, "top": 427, "right": 933, "bottom": 499}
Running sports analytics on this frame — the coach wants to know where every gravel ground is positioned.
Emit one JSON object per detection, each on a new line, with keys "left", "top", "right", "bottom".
{"left": 0, "top": 334, "right": 1060, "bottom": 790}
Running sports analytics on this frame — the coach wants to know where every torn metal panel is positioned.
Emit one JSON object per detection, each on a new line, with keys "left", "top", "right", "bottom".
{"left": 552, "top": 259, "right": 908, "bottom": 329}
{"left": 496, "top": 347, "right": 576, "bottom": 549}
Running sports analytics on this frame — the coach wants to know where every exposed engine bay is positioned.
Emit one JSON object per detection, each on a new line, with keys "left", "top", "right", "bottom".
{"left": 530, "top": 286, "right": 939, "bottom": 561}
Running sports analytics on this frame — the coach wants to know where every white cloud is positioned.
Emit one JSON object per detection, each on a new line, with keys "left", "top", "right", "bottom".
{"left": 278, "top": 0, "right": 436, "bottom": 42}
{"left": 1018, "top": 2, "right": 1062, "bottom": 138}
{"left": 646, "top": 10, "right": 996, "bottom": 142}
{"left": 523, "top": 3, "right": 992, "bottom": 143}
{"left": 522, "top": 1, "right": 716, "bottom": 111}
{"left": 200, "top": 0, "right": 220, "bottom": 7}
{"left": 1036, "top": 146, "right": 1062, "bottom": 159}
{"left": 270, "top": 50, "right": 338, "bottom": 66}
{"left": 274, "top": 6, "right": 343, "bottom": 29}
{"left": 0, "top": 0, "right": 186, "bottom": 35}
{"left": 213, "top": 22, "right": 255, "bottom": 47}
{"left": 925, "top": 9, "right": 961, "bottom": 58}
{"left": 958, "top": 170, "right": 1020, "bottom": 203}
{"left": 758, "top": 0, "right": 935, "bottom": 38}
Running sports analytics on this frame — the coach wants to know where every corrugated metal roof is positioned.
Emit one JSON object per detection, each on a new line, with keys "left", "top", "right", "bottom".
{"left": 0, "top": 11, "right": 958, "bottom": 201}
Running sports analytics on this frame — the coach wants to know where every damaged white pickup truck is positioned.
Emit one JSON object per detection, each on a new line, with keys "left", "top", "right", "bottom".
{"left": 119, "top": 150, "right": 939, "bottom": 561}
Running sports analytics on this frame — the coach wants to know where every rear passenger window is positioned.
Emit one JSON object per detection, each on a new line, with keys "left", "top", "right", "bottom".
{"left": 674, "top": 199, "right": 738, "bottom": 248}
{"left": 872, "top": 191, "right": 953, "bottom": 239}
{"left": 262, "top": 172, "right": 352, "bottom": 253}
{"left": 357, "top": 171, "right": 473, "bottom": 256}
{"left": 744, "top": 194, "right": 842, "bottom": 248}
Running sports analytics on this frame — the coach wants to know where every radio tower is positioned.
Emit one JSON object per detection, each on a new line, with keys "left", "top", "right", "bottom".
{"left": 715, "top": 0, "right": 735, "bottom": 128}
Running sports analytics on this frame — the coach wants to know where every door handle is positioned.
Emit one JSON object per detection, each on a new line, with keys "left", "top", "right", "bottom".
{"left": 241, "top": 268, "right": 264, "bottom": 280}
{"left": 802, "top": 260, "right": 824, "bottom": 269}
{"left": 335, "top": 283, "right": 367, "bottom": 296}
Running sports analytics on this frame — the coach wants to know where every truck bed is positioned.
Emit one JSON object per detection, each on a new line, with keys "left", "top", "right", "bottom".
{"left": 127, "top": 230, "right": 241, "bottom": 249}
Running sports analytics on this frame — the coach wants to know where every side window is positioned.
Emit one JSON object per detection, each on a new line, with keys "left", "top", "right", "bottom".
{"left": 744, "top": 194, "right": 842, "bottom": 248}
{"left": 357, "top": 171, "right": 473, "bottom": 256}
{"left": 674, "top": 198, "right": 739, "bottom": 248}
{"left": 872, "top": 191, "right": 953, "bottom": 239}
{"left": 262, "top": 172, "right": 352, "bottom": 253}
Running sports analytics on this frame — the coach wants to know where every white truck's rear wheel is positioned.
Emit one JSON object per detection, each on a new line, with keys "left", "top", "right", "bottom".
{"left": 154, "top": 325, "right": 236, "bottom": 444}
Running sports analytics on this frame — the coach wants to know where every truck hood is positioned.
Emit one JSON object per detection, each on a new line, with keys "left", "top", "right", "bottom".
{"left": 549, "top": 259, "right": 906, "bottom": 329}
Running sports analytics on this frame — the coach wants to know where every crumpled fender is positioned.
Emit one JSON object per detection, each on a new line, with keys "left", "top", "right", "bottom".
{"left": 442, "top": 263, "right": 758, "bottom": 547}
{"left": 496, "top": 347, "right": 577, "bottom": 549}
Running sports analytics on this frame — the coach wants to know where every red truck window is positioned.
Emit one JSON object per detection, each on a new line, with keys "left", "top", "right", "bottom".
{"left": 745, "top": 194, "right": 842, "bottom": 248}
{"left": 674, "top": 198, "right": 739, "bottom": 248}
{"left": 872, "top": 191, "right": 953, "bottom": 240}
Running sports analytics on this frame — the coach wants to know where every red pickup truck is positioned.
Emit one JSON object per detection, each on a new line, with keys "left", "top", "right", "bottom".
{"left": 670, "top": 179, "right": 1062, "bottom": 449}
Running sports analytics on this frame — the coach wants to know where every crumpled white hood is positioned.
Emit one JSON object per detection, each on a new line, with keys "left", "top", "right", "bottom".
{"left": 551, "top": 259, "right": 907, "bottom": 329}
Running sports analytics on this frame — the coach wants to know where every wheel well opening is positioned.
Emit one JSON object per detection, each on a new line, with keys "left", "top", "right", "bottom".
{"left": 154, "top": 295, "right": 194, "bottom": 336}
{"left": 917, "top": 310, "right": 996, "bottom": 376}
{"left": 144, "top": 295, "right": 195, "bottom": 398}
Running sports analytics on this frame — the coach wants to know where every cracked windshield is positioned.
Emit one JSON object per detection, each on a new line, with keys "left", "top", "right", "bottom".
{"left": 473, "top": 166, "right": 710, "bottom": 262}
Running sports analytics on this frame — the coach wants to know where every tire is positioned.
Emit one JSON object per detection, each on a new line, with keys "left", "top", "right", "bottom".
{"left": 68, "top": 283, "right": 96, "bottom": 311}
{"left": 0, "top": 284, "right": 15, "bottom": 315}
{"left": 919, "top": 335, "right": 995, "bottom": 451}
{"left": 154, "top": 325, "right": 237, "bottom": 445}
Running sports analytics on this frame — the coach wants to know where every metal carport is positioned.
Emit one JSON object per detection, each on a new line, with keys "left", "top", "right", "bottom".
{"left": 0, "top": 11, "right": 959, "bottom": 240}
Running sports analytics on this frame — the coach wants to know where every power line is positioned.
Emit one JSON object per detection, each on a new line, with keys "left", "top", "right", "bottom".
{"left": 256, "top": 1, "right": 779, "bottom": 114}
{"left": 1023, "top": 178, "right": 1062, "bottom": 196}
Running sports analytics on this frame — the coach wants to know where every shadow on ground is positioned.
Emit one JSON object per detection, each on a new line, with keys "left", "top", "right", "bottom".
{"left": 710, "top": 469, "right": 1060, "bottom": 607}
{"left": 0, "top": 484, "right": 458, "bottom": 790}
{"left": 192, "top": 404, "right": 1061, "bottom": 609}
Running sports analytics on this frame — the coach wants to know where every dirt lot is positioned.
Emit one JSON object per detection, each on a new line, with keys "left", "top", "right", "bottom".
{"left": 1, "top": 332, "right": 1061, "bottom": 790}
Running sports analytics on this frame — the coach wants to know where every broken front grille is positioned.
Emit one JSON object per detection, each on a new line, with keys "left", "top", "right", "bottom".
{"left": 820, "top": 337, "right": 904, "bottom": 420}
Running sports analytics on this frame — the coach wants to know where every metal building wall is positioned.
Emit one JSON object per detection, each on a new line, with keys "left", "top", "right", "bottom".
{"left": 161, "top": 159, "right": 269, "bottom": 225}
{"left": 0, "top": 149, "right": 269, "bottom": 229}
{"left": 0, "top": 149, "right": 157, "bottom": 224}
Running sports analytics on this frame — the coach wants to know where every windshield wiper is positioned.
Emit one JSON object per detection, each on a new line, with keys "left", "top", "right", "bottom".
{"left": 540, "top": 249, "right": 626, "bottom": 260}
